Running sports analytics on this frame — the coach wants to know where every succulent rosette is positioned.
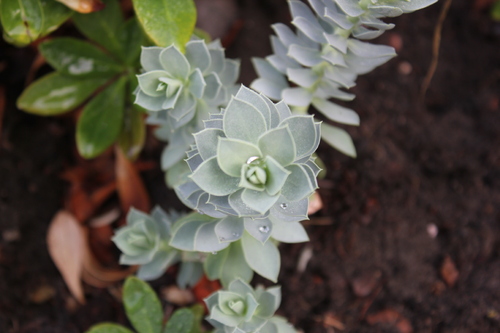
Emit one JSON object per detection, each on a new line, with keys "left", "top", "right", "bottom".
{"left": 136, "top": 38, "right": 240, "bottom": 170}
{"left": 112, "top": 207, "right": 203, "bottom": 287}
{"left": 205, "top": 279, "right": 296, "bottom": 333}
{"left": 175, "top": 85, "right": 321, "bottom": 220}
{"left": 251, "top": 0, "right": 436, "bottom": 157}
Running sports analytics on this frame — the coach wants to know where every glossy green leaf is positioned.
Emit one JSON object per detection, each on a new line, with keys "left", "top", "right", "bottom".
{"left": 123, "top": 276, "right": 163, "bottom": 333}
{"left": 85, "top": 323, "right": 135, "bottom": 333}
{"left": 17, "top": 72, "right": 107, "bottom": 115}
{"left": 73, "top": 0, "right": 125, "bottom": 61}
{"left": 118, "top": 106, "right": 146, "bottom": 160}
{"left": 40, "top": 0, "right": 72, "bottom": 36}
{"left": 76, "top": 77, "right": 126, "bottom": 158}
{"left": 0, "top": 0, "right": 43, "bottom": 46}
{"left": 119, "top": 17, "right": 148, "bottom": 66}
{"left": 163, "top": 308, "right": 194, "bottom": 333}
{"left": 132, "top": 0, "right": 196, "bottom": 50}
{"left": 39, "top": 38, "right": 122, "bottom": 78}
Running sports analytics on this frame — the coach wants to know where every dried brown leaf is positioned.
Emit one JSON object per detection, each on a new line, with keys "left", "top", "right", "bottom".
{"left": 55, "top": 0, "right": 105, "bottom": 13}
{"left": 366, "top": 309, "right": 413, "bottom": 333}
{"left": 308, "top": 191, "right": 323, "bottom": 215}
{"left": 46, "top": 210, "right": 86, "bottom": 303}
{"left": 440, "top": 255, "right": 459, "bottom": 287}
{"left": 115, "top": 147, "right": 151, "bottom": 215}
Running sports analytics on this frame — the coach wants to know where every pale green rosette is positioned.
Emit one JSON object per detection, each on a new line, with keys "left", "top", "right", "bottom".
{"left": 251, "top": 0, "right": 436, "bottom": 157}
{"left": 136, "top": 38, "right": 239, "bottom": 171}
{"left": 112, "top": 207, "right": 203, "bottom": 287}
{"left": 169, "top": 86, "right": 320, "bottom": 284}
{"left": 204, "top": 279, "right": 297, "bottom": 333}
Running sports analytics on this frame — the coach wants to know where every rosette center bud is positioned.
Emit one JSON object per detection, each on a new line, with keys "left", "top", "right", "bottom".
{"left": 245, "top": 156, "right": 267, "bottom": 185}
{"left": 228, "top": 299, "right": 246, "bottom": 315}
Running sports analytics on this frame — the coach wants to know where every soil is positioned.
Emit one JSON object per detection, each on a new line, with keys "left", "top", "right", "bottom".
{"left": 1, "top": 0, "right": 500, "bottom": 332}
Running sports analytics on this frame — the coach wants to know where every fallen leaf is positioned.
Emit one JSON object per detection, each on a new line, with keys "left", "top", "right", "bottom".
{"left": 352, "top": 270, "right": 382, "bottom": 298}
{"left": 323, "top": 313, "right": 345, "bottom": 330}
{"left": 440, "top": 255, "right": 459, "bottom": 287}
{"left": 55, "top": 0, "right": 105, "bottom": 13}
{"left": 115, "top": 147, "right": 151, "bottom": 216}
{"left": 47, "top": 210, "right": 86, "bottom": 304}
{"left": 366, "top": 309, "right": 413, "bottom": 333}
{"left": 82, "top": 242, "right": 136, "bottom": 287}
{"left": 161, "top": 286, "right": 195, "bottom": 306}
{"left": 193, "top": 276, "right": 221, "bottom": 305}
{"left": 308, "top": 191, "right": 323, "bottom": 215}
{"left": 29, "top": 284, "right": 56, "bottom": 304}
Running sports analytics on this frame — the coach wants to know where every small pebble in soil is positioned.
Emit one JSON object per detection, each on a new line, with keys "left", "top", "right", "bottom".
{"left": 426, "top": 224, "right": 439, "bottom": 238}
{"left": 398, "top": 61, "right": 413, "bottom": 75}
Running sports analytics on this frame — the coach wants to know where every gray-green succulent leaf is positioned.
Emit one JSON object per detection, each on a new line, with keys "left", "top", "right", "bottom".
{"left": 136, "top": 38, "right": 240, "bottom": 170}
{"left": 251, "top": 0, "right": 436, "bottom": 156}
{"left": 205, "top": 279, "right": 297, "bottom": 333}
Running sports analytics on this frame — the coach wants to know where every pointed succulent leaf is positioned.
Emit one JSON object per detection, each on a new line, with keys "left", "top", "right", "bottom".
{"left": 159, "top": 46, "right": 190, "bottom": 80}
{"left": 244, "top": 217, "right": 273, "bottom": 244}
{"left": 281, "top": 164, "right": 317, "bottom": 202}
{"left": 217, "top": 138, "right": 262, "bottom": 177}
{"left": 223, "top": 97, "right": 267, "bottom": 144}
{"left": 321, "top": 122, "right": 356, "bottom": 157}
{"left": 204, "top": 242, "right": 253, "bottom": 287}
{"left": 190, "top": 157, "right": 240, "bottom": 196}
{"left": 241, "top": 232, "right": 280, "bottom": 282}
{"left": 137, "top": 249, "right": 180, "bottom": 280}
{"left": 312, "top": 99, "right": 360, "bottom": 125}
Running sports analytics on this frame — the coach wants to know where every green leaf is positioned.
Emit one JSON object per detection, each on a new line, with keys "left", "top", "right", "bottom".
{"left": 118, "top": 105, "right": 146, "bottom": 161}
{"left": 76, "top": 77, "right": 126, "bottom": 158}
{"left": 0, "top": 0, "right": 43, "bottom": 46}
{"left": 73, "top": 0, "right": 125, "bottom": 61}
{"left": 132, "top": 0, "right": 196, "bottom": 50}
{"left": 123, "top": 276, "right": 163, "bottom": 333}
{"left": 189, "top": 304, "right": 204, "bottom": 333}
{"left": 85, "top": 323, "right": 135, "bottom": 333}
{"left": 163, "top": 308, "right": 194, "bottom": 333}
{"left": 40, "top": 0, "right": 72, "bottom": 36}
{"left": 39, "top": 38, "right": 123, "bottom": 78}
{"left": 119, "top": 17, "right": 148, "bottom": 66}
{"left": 17, "top": 72, "right": 107, "bottom": 115}
{"left": 320, "top": 123, "right": 357, "bottom": 157}
{"left": 492, "top": 0, "right": 500, "bottom": 21}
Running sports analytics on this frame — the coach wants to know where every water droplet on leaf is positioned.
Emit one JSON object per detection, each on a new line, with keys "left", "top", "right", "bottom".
{"left": 258, "top": 225, "right": 270, "bottom": 233}
{"left": 280, "top": 203, "right": 288, "bottom": 209}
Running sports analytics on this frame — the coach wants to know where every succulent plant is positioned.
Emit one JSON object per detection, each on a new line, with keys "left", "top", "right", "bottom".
{"left": 136, "top": 38, "right": 240, "bottom": 170}
{"left": 251, "top": 0, "right": 436, "bottom": 157}
{"left": 205, "top": 279, "right": 296, "bottom": 333}
{"left": 113, "top": 207, "right": 203, "bottom": 287}
{"left": 168, "top": 86, "right": 319, "bottom": 283}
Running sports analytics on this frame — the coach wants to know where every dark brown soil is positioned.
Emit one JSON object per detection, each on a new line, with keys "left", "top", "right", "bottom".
{"left": 1, "top": 0, "right": 500, "bottom": 332}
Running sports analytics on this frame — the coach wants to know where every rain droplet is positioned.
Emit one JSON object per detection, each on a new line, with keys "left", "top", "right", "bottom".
{"left": 212, "top": 251, "right": 218, "bottom": 255}
{"left": 232, "top": 232, "right": 239, "bottom": 237}
{"left": 219, "top": 237, "right": 225, "bottom": 242}
{"left": 246, "top": 156, "right": 260, "bottom": 164}
{"left": 280, "top": 203, "right": 288, "bottom": 209}
{"left": 258, "top": 225, "right": 270, "bottom": 233}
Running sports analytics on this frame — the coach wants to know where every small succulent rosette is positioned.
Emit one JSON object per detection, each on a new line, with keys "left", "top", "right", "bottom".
{"left": 251, "top": 0, "right": 435, "bottom": 156}
{"left": 112, "top": 207, "right": 202, "bottom": 287}
{"left": 175, "top": 85, "right": 321, "bottom": 221}
{"left": 136, "top": 38, "right": 240, "bottom": 170}
{"left": 205, "top": 279, "right": 296, "bottom": 333}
